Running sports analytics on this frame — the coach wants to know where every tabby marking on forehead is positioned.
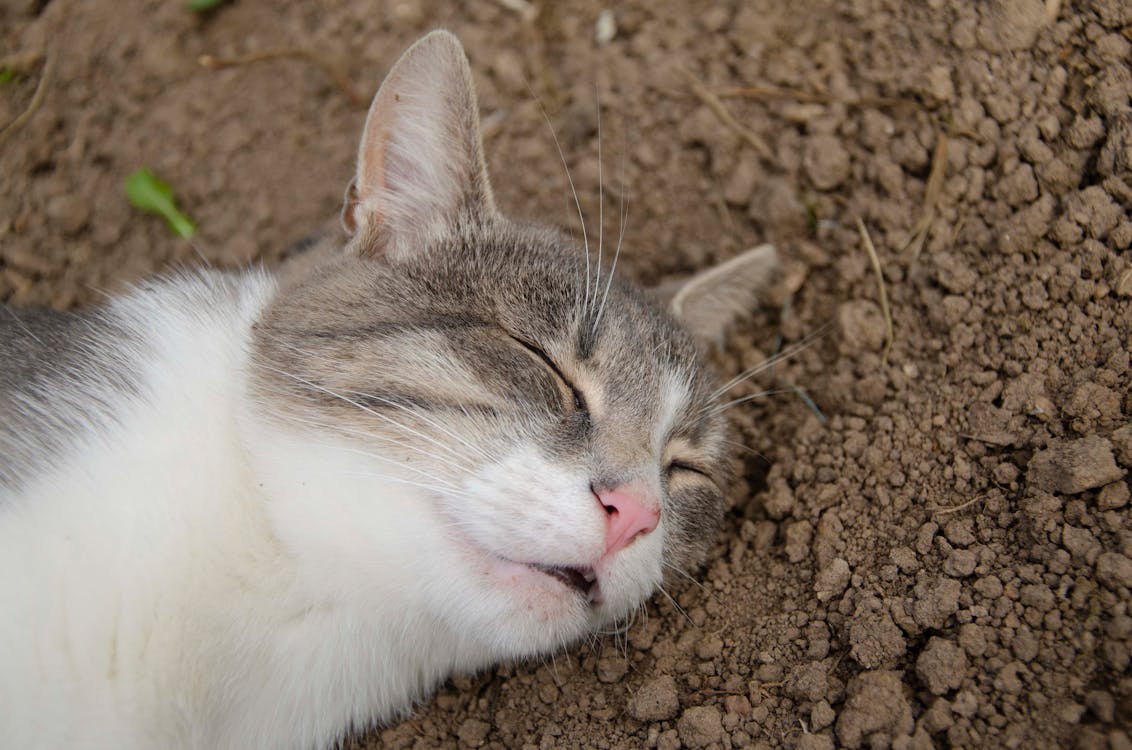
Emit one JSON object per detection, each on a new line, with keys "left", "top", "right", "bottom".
{"left": 654, "top": 370, "right": 693, "bottom": 455}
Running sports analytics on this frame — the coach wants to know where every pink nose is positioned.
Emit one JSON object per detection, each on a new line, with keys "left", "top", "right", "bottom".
{"left": 596, "top": 483, "right": 660, "bottom": 558}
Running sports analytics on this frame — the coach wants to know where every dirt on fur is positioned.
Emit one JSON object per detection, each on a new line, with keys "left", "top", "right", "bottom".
{"left": 3, "top": 1, "right": 1131, "bottom": 748}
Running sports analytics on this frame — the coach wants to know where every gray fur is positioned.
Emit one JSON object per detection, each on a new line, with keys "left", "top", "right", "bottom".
{"left": 0, "top": 307, "right": 140, "bottom": 490}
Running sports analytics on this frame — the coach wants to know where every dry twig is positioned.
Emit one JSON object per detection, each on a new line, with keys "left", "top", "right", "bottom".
{"left": 855, "top": 217, "right": 894, "bottom": 367}
{"left": 199, "top": 48, "right": 365, "bottom": 107}
{"left": 0, "top": 51, "right": 54, "bottom": 149}
{"left": 904, "top": 132, "right": 949, "bottom": 262}
{"left": 680, "top": 68, "right": 773, "bottom": 161}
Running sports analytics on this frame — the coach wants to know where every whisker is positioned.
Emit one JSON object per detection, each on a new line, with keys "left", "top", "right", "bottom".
{"left": 272, "top": 411, "right": 478, "bottom": 476}
{"left": 261, "top": 366, "right": 479, "bottom": 469}
{"left": 525, "top": 80, "right": 591, "bottom": 311}
{"left": 710, "top": 322, "right": 832, "bottom": 401}
{"left": 343, "top": 388, "right": 493, "bottom": 462}
{"left": 592, "top": 125, "right": 628, "bottom": 339}
{"left": 656, "top": 584, "right": 695, "bottom": 628}
{"left": 662, "top": 560, "right": 709, "bottom": 593}
{"left": 594, "top": 87, "right": 603, "bottom": 319}
{"left": 332, "top": 470, "right": 470, "bottom": 499}
{"left": 707, "top": 388, "right": 794, "bottom": 416}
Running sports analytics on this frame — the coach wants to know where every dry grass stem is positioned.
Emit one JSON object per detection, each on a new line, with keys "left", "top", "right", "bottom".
{"left": 199, "top": 49, "right": 364, "bottom": 107}
{"left": 1045, "top": 0, "right": 1061, "bottom": 23}
{"left": 718, "top": 85, "right": 914, "bottom": 110}
{"left": 933, "top": 494, "right": 987, "bottom": 516}
{"left": 855, "top": 217, "right": 894, "bottom": 368}
{"left": 680, "top": 69, "right": 773, "bottom": 161}
{"left": 0, "top": 51, "right": 55, "bottom": 149}
{"left": 904, "top": 132, "right": 949, "bottom": 261}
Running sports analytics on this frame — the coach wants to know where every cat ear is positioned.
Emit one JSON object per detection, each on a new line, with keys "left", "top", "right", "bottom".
{"left": 341, "top": 30, "right": 496, "bottom": 256}
{"left": 667, "top": 244, "right": 779, "bottom": 344}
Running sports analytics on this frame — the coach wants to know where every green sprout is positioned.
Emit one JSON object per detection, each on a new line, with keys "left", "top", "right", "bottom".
{"left": 0, "top": 68, "right": 16, "bottom": 85}
{"left": 186, "top": 0, "right": 226, "bottom": 11}
{"left": 125, "top": 168, "right": 196, "bottom": 239}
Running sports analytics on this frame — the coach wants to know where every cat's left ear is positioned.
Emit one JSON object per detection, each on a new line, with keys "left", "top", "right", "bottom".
{"left": 666, "top": 244, "right": 779, "bottom": 344}
{"left": 342, "top": 30, "right": 496, "bottom": 257}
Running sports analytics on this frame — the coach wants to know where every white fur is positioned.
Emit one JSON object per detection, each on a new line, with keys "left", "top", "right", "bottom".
{"left": 0, "top": 271, "right": 663, "bottom": 750}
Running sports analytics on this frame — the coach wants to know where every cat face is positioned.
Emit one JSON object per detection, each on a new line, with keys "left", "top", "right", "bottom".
{"left": 249, "top": 32, "right": 775, "bottom": 658}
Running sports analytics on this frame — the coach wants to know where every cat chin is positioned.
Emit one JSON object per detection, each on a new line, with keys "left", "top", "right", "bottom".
{"left": 435, "top": 519, "right": 664, "bottom": 658}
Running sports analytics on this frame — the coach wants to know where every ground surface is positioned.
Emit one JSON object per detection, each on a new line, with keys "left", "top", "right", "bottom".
{"left": 3, "top": 0, "right": 1131, "bottom": 748}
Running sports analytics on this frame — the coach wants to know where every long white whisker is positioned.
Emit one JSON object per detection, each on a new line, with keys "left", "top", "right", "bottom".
{"left": 306, "top": 441, "right": 467, "bottom": 493}
{"left": 272, "top": 411, "right": 478, "bottom": 476}
{"left": 526, "top": 82, "right": 591, "bottom": 311}
{"left": 330, "top": 470, "right": 469, "bottom": 498}
{"left": 592, "top": 131, "right": 628, "bottom": 338}
{"left": 342, "top": 388, "right": 493, "bottom": 463}
{"left": 707, "top": 388, "right": 794, "bottom": 416}
{"left": 710, "top": 323, "right": 831, "bottom": 400}
{"left": 656, "top": 585, "right": 695, "bottom": 627}
{"left": 594, "top": 88, "right": 603, "bottom": 319}
{"left": 262, "top": 366, "right": 480, "bottom": 469}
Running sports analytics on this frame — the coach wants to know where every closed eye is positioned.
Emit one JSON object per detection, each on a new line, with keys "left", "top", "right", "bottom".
{"left": 507, "top": 335, "right": 588, "bottom": 413}
{"left": 667, "top": 460, "right": 711, "bottom": 479}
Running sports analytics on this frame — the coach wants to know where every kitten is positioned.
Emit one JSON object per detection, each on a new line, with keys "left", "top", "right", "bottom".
{"left": 0, "top": 31, "right": 776, "bottom": 750}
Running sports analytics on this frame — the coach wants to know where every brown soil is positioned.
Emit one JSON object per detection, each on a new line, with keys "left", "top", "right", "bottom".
{"left": 3, "top": 1, "right": 1131, "bottom": 748}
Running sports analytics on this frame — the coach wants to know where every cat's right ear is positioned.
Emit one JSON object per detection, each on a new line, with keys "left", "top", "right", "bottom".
{"left": 664, "top": 244, "right": 779, "bottom": 345}
{"left": 342, "top": 30, "right": 496, "bottom": 258}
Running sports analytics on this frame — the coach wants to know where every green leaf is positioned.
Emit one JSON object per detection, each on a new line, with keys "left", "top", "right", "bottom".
{"left": 186, "top": 0, "right": 225, "bottom": 11}
{"left": 0, "top": 68, "right": 16, "bottom": 85}
{"left": 125, "top": 168, "right": 196, "bottom": 239}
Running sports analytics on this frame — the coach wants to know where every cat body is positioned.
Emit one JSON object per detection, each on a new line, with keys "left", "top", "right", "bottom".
{"left": 0, "top": 32, "right": 776, "bottom": 750}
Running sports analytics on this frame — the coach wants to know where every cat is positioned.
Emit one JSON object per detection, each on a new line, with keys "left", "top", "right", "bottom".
{"left": 0, "top": 30, "right": 777, "bottom": 750}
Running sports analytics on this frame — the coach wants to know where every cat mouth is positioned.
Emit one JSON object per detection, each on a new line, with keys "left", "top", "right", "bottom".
{"left": 526, "top": 563, "right": 601, "bottom": 603}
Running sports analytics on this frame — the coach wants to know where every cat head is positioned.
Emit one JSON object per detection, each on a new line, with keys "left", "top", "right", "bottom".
{"left": 249, "top": 31, "right": 776, "bottom": 661}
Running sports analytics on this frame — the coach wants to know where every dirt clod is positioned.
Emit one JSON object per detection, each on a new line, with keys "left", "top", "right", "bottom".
{"left": 676, "top": 705, "right": 724, "bottom": 748}
{"left": 916, "top": 637, "right": 968, "bottom": 696}
{"left": 627, "top": 675, "right": 680, "bottom": 722}
{"left": 836, "top": 670, "right": 914, "bottom": 749}
{"left": 1027, "top": 437, "right": 1125, "bottom": 494}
